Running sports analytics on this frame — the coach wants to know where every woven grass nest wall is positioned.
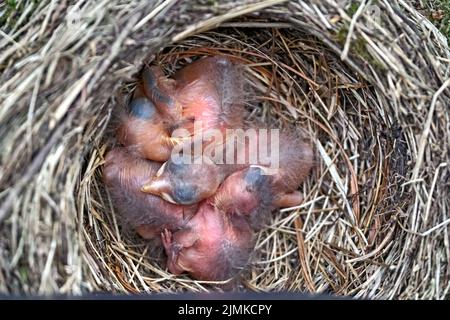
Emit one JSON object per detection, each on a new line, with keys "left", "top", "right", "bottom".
{"left": 0, "top": 0, "right": 449, "bottom": 298}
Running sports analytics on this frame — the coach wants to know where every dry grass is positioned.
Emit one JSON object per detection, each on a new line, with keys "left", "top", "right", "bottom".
{"left": 0, "top": 0, "right": 449, "bottom": 298}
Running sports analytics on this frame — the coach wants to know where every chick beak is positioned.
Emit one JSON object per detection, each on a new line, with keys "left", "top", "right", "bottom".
{"left": 141, "top": 178, "right": 178, "bottom": 204}
{"left": 141, "top": 179, "right": 161, "bottom": 195}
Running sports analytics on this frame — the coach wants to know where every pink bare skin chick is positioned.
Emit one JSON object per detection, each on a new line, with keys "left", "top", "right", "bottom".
{"left": 117, "top": 65, "right": 182, "bottom": 162}
{"left": 102, "top": 147, "right": 197, "bottom": 239}
{"left": 142, "top": 129, "right": 314, "bottom": 206}
{"left": 141, "top": 156, "right": 242, "bottom": 205}
{"left": 161, "top": 201, "right": 254, "bottom": 281}
{"left": 173, "top": 56, "right": 245, "bottom": 135}
{"left": 211, "top": 163, "right": 309, "bottom": 231}
{"left": 210, "top": 166, "right": 274, "bottom": 229}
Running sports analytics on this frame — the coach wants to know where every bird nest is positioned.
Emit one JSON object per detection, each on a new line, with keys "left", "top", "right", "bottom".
{"left": 0, "top": 0, "right": 449, "bottom": 299}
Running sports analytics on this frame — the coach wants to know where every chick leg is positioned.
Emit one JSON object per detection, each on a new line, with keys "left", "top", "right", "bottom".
{"left": 161, "top": 229, "right": 185, "bottom": 276}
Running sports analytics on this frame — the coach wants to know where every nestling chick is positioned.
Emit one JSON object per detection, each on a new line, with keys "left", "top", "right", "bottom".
{"left": 211, "top": 165, "right": 306, "bottom": 231}
{"left": 142, "top": 128, "right": 314, "bottom": 206}
{"left": 161, "top": 200, "right": 254, "bottom": 281}
{"left": 141, "top": 156, "right": 242, "bottom": 205}
{"left": 210, "top": 166, "right": 273, "bottom": 229}
{"left": 102, "top": 147, "right": 197, "bottom": 239}
{"left": 268, "top": 130, "right": 313, "bottom": 207}
{"left": 116, "top": 73, "right": 178, "bottom": 162}
{"left": 173, "top": 56, "right": 245, "bottom": 135}
{"left": 248, "top": 129, "right": 314, "bottom": 208}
